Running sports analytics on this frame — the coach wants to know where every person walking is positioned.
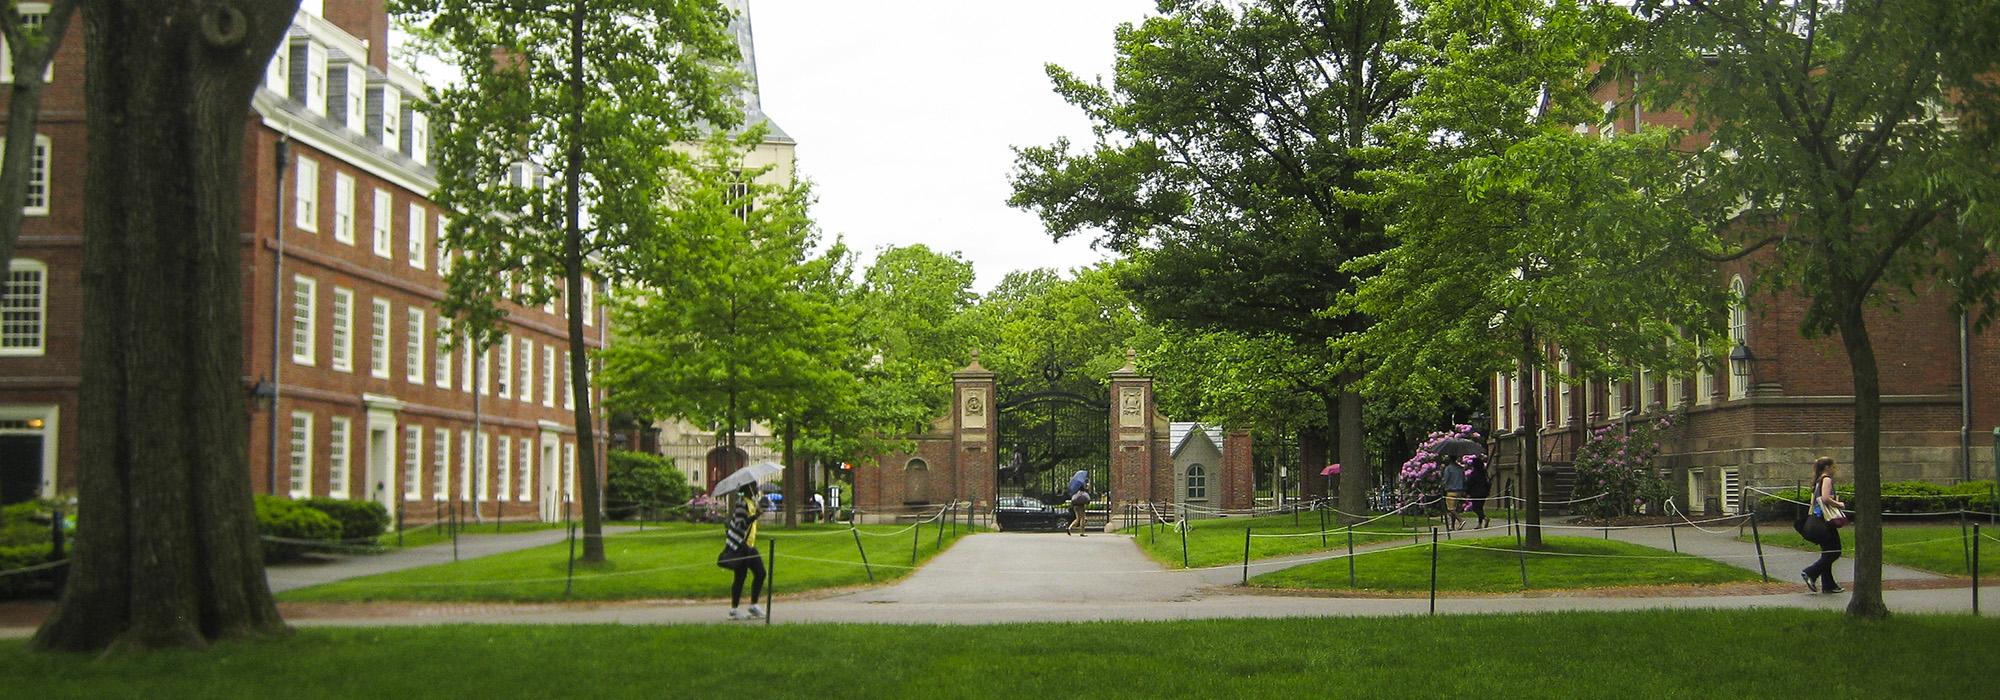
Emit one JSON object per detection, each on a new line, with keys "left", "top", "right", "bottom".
{"left": 719, "top": 483, "right": 767, "bottom": 619}
{"left": 1464, "top": 455, "right": 1492, "bottom": 530}
{"left": 1440, "top": 456, "right": 1469, "bottom": 531}
{"left": 1067, "top": 485, "right": 1091, "bottom": 537}
{"left": 1800, "top": 456, "right": 1848, "bottom": 594}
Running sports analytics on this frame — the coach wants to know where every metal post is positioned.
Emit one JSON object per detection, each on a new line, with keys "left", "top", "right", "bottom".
{"left": 1429, "top": 526, "right": 1440, "bottom": 615}
{"left": 1180, "top": 519, "right": 1190, "bottom": 568}
{"left": 1749, "top": 501, "right": 1769, "bottom": 583}
{"left": 851, "top": 527, "right": 873, "bottom": 582}
{"left": 1514, "top": 516, "right": 1528, "bottom": 588}
{"left": 1973, "top": 523, "right": 1981, "bottom": 616}
{"left": 1320, "top": 507, "right": 1328, "bottom": 547}
{"left": 49, "top": 505, "right": 63, "bottom": 560}
{"left": 1242, "top": 526, "right": 1252, "bottom": 584}
{"left": 1603, "top": 526, "right": 1610, "bottom": 540}
{"left": 1669, "top": 523, "right": 1679, "bottom": 553}
{"left": 911, "top": 520, "right": 921, "bottom": 566}
{"left": 1962, "top": 505, "right": 1973, "bottom": 576}
{"left": 935, "top": 510, "right": 945, "bottom": 549}
{"left": 1346, "top": 525, "right": 1356, "bottom": 587}
{"left": 765, "top": 538, "right": 777, "bottom": 626}
{"left": 564, "top": 515, "right": 578, "bottom": 596}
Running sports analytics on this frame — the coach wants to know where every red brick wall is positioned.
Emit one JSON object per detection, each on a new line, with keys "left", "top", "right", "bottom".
{"left": 1222, "top": 429, "right": 1254, "bottom": 511}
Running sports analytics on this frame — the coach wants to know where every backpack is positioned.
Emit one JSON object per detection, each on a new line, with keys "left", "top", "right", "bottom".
{"left": 1070, "top": 490, "right": 1089, "bottom": 508}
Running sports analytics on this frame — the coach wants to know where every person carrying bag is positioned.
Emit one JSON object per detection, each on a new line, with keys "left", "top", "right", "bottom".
{"left": 1800, "top": 456, "right": 1848, "bottom": 594}
{"left": 718, "top": 484, "right": 767, "bottom": 619}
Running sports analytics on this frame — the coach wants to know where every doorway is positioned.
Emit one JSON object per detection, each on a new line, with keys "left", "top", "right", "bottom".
{"left": 0, "top": 434, "right": 42, "bottom": 505}
{"left": 366, "top": 428, "right": 394, "bottom": 517}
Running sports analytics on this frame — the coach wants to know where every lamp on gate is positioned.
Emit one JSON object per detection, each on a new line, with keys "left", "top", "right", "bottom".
{"left": 249, "top": 376, "right": 277, "bottom": 410}
{"left": 1728, "top": 341, "right": 1755, "bottom": 380}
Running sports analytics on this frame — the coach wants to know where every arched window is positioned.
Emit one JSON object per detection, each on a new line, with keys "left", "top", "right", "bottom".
{"left": 905, "top": 458, "right": 928, "bottom": 471}
{"left": 1728, "top": 276, "right": 1748, "bottom": 399}
{"left": 1185, "top": 464, "right": 1207, "bottom": 501}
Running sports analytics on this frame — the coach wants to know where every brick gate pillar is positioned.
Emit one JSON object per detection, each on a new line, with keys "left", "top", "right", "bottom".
{"left": 952, "top": 352, "right": 998, "bottom": 512}
{"left": 1222, "top": 429, "right": 1255, "bottom": 511}
{"left": 1108, "top": 350, "right": 1157, "bottom": 509}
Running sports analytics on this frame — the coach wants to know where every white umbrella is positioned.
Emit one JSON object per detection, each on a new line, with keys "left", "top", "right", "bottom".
{"left": 711, "top": 460, "right": 784, "bottom": 496}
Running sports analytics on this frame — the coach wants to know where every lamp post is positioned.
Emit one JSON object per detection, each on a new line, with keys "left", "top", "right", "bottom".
{"left": 1729, "top": 340, "right": 1755, "bottom": 393}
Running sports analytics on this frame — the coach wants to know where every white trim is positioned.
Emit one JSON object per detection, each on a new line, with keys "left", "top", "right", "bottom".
{"left": 371, "top": 188, "right": 393, "bottom": 258}
{"left": 1, "top": 259, "right": 47, "bottom": 356}
{"left": 497, "top": 434, "right": 512, "bottom": 503}
{"left": 432, "top": 426, "right": 450, "bottom": 501}
{"left": 1728, "top": 276, "right": 1749, "bottom": 400}
{"left": 0, "top": 404, "right": 59, "bottom": 500}
{"left": 407, "top": 203, "right": 427, "bottom": 269}
{"left": 330, "top": 286, "right": 353, "bottom": 372}
{"left": 294, "top": 156, "right": 320, "bottom": 232}
{"left": 329, "top": 416, "right": 352, "bottom": 499}
{"left": 255, "top": 93, "right": 438, "bottom": 196}
{"left": 517, "top": 437, "right": 533, "bottom": 502}
{"left": 304, "top": 41, "right": 329, "bottom": 117}
{"left": 291, "top": 275, "right": 317, "bottom": 366}
{"left": 403, "top": 425, "right": 422, "bottom": 499}
{"left": 369, "top": 297, "right": 391, "bottom": 379}
{"left": 497, "top": 334, "right": 513, "bottom": 399}
{"left": 0, "top": 4, "right": 56, "bottom": 85}
{"left": 332, "top": 171, "right": 356, "bottom": 244}
{"left": 519, "top": 341, "right": 534, "bottom": 404}
{"left": 8, "top": 134, "right": 52, "bottom": 217}
{"left": 405, "top": 307, "right": 425, "bottom": 384}
{"left": 289, "top": 411, "right": 314, "bottom": 498}
{"left": 434, "top": 315, "right": 453, "bottom": 390}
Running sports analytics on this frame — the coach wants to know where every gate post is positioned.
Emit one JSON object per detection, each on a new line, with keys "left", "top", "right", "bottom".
{"left": 952, "top": 352, "right": 998, "bottom": 519}
{"left": 1109, "top": 350, "right": 1158, "bottom": 513}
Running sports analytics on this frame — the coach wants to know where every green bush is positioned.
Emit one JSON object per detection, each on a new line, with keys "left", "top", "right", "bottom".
{"left": 606, "top": 450, "right": 690, "bottom": 521}
{"left": 1, "top": 500, "right": 55, "bottom": 547}
{"left": 1754, "top": 480, "right": 1996, "bottom": 519}
{"left": 298, "top": 498, "right": 391, "bottom": 542}
{"left": 255, "top": 495, "right": 341, "bottom": 562}
{"left": 0, "top": 542, "right": 56, "bottom": 598}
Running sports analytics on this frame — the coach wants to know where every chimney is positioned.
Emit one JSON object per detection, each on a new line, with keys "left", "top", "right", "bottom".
{"left": 322, "top": 0, "right": 389, "bottom": 71}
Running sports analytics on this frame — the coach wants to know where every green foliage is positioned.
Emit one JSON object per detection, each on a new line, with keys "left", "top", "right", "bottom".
{"left": 1757, "top": 481, "right": 1997, "bottom": 517}
{"left": 1747, "top": 525, "right": 2000, "bottom": 577}
{"left": 1129, "top": 510, "right": 1424, "bottom": 569}
{"left": 605, "top": 450, "right": 690, "bottom": 519}
{"left": 297, "top": 498, "right": 392, "bottom": 543}
{"left": 0, "top": 501, "right": 58, "bottom": 598}
{"left": 0, "top": 543, "right": 55, "bottom": 598}
{"left": 0, "top": 500, "right": 55, "bottom": 547}
{"left": 254, "top": 495, "right": 341, "bottom": 563}
{"left": 1252, "top": 536, "right": 1761, "bottom": 592}
{"left": 1570, "top": 418, "right": 1675, "bottom": 518}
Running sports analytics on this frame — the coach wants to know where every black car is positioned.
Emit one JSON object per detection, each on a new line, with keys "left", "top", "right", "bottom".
{"left": 995, "top": 496, "right": 1070, "bottom": 532}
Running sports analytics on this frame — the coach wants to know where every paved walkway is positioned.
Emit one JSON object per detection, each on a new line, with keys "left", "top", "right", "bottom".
{"left": 1579, "top": 517, "right": 1945, "bottom": 584}
{"left": 265, "top": 525, "right": 637, "bottom": 593}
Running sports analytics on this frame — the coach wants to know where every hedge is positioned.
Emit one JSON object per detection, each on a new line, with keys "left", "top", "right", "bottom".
{"left": 1754, "top": 480, "right": 1996, "bottom": 518}
{"left": 0, "top": 542, "right": 56, "bottom": 598}
{"left": 255, "top": 495, "right": 341, "bottom": 562}
{"left": 298, "top": 497, "right": 391, "bottom": 542}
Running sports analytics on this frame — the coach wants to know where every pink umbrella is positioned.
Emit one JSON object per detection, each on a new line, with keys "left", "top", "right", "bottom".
{"left": 1320, "top": 464, "right": 1341, "bottom": 477}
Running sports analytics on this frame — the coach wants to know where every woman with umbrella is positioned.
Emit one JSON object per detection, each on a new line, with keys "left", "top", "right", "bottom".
{"left": 714, "top": 461, "right": 781, "bottom": 620}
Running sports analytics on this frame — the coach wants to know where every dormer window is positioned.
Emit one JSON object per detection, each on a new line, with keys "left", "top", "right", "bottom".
{"left": 266, "top": 45, "right": 288, "bottom": 98}
{"left": 305, "top": 43, "right": 328, "bottom": 117}
{"left": 380, "top": 88, "right": 400, "bottom": 151}
{"left": 410, "top": 111, "right": 429, "bottom": 165}
{"left": 343, "top": 65, "right": 366, "bottom": 134}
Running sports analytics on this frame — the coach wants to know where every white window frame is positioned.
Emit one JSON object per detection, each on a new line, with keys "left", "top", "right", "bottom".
{"left": 1639, "top": 368, "right": 1657, "bottom": 412}
{"left": 1721, "top": 467, "right": 1742, "bottom": 514}
{"left": 432, "top": 427, "right": 450, "bottom": 502}
{"left": 380, "top": 87, "right": 401, "bottom": 151}
{"left": 3, "top": 133, "right": 52, "bottom": 216}
{"left": 371, "top": 188, "right": 393, "bottom": 258}
{"left": 1728, "top": 276, "right": 1749, "bottom": 400}
{"left": 1186, "top": 464, "right": 1207, "bottom": 501}
{"left": 407, "top": 203, "right": 426, "bottom": 269}
{"left": 497, "top": 334, "right": 513, "bottom": 398}
{"left": 497, "top": 435, "right": 512, "bottom": 503}
{"left": 1695, "top": 338, "right": 1714, "bottom": 406}
{"left": 519, "top": 341, "right": 534, "bottom": 404}
{"left": 291, "top": 275, "right": 316, "bottom": 366}
{"left": 1493, "top": 373, "right": 1507, "bottom": 432}
{"left": 581, "top": 277, "right": 594, "bottom": 326}
{"left": 330, "top": 287, "right": 353, "bottom": 372}
{"left": 1608, "top": 378, "right": 1626, "bottom": 418}
{"left": 332, "top": 172, "right": 355, "bottom": 245}
{"left": 295, "top": 156, "right": 319, "bottom": 232}
{"left": 517, "top": 439, "right": 533, "bottom": 502}
{"left": 435, "top": 214, "right": 451, "bottom": 276}
{"left": 1687, "top": 468, "right": 1707, "bottom": 514}
{"left": 1538, "top": 368, "right": 1551, "bottom": 427}
{"left": 405, "top": 308, "right": 425, "bottom": 384}
{"left": 1507, "top": 370, "right": 1521, "bottom": 431}
{"left": 265, "top": 38, "right": 288, "bottom": 98}
{"left": 403, "top": 426, "right": 422, "bottom": 499}
{"left": 478, "top": 345, "right": 491, "bottom": 396}
{"left": 461, "top": 343, "right": 473, "bottom": 394}
{"left": 563, "top": 351, "right": 574, "bottom": 410}
{"left": 562, "top": 442, "right": 575, "bottom": 501}
{"left": 369, "top": 298, "right": 390, "bottom": 379}
{"left": 463, "top": 429, "right": 476, "bottom": 501}
{"left": 434, "top": 316, "right": 453, "bottom": 389}
{"left": 1557, "top": 353, "right": 1572, "bottom": 427}
{"left": 329, "top": 416, "right": 351, "bottom": 499}
{"left": 304, "top": 41, "right": 328, "bottom": 117}
{"left": 289, "top": 411, "right": 314, "bottom": 498}
{"left": 542, "top": 344, "right": 556, "bottom": 407}
{"left": 344, "top": 64, "right": 366, "bottom": 134}
{"left": 1, "top": 259, "right": 47, "bottom": 356}
{"left": 1666, "top": 371, "right": 1684, "bottom": 409}
{"left": 410, "top": 111, "right": 430, "bottom": 166}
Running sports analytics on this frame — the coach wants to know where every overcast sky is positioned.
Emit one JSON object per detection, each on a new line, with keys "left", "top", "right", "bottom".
{"left": 749, "top": 1, "right": 1157, "bottom": 292}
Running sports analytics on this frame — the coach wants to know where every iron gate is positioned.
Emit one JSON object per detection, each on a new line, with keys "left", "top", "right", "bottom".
{"left": 995, "top": 383, "right": 1109, "bottom": 506}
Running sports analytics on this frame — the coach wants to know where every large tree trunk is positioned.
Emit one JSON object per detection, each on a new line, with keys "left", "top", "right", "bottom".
{"left": 1336, "top": 372, "right": 1368, "bottom": 521}
{"left": 0, "top": 0, "right": 77, "bottom": 269}
{"left": 1519, "top": 327, "right": 1543, "bottom": 549}
{"left": 32, "top": 0, "right": 297, "bottom": 652}
{"left": 563, "top": 1, "right": 604, "bottom": 564}
{"left": 1836, "top": 305, "right": 1890, "bottom": 618}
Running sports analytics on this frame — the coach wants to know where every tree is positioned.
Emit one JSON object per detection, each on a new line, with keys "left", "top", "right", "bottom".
{"left": 1629, "top": 0, "right": 2000, "bottom": 617}
{"left": 403, "top": 0, "right": 742, "bottom": 562}
{"left": 1348, "top": 0, "right": 1725, "bottom": 548}
{"left": 0, "top": 0, "right": 77, "bottom": 269}
{"left": 849, "top": 244, "right": 978, "bottom": 433}
{"left": 599, "top": 131, "right": 844, "bottom": 527}
{"left": 31, "top": 0, "right": 298, "bottom": 652}
{"left": 1009, "top": 0, "right": 1416, "bottom": 518}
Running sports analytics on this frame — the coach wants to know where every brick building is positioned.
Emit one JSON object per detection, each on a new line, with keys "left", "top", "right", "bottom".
{"left": 1486, "top": 78, "right": 1991, "bottom": 515}
{"left": 0, "top": 1, "right": 608, "bottom": 525}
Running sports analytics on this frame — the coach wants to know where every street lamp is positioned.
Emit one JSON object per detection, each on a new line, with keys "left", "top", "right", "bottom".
{"left": 1468, "top": 411, "right": 1489, "bottom": 439}
{"left": 1729, "top": 340, "right": 1755, "bottom": 380}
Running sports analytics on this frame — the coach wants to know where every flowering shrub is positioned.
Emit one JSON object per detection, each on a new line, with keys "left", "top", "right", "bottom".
{"left": 1396, "top": 424, "right": 1483, "bottom": 508}
{"left": 1570, "top": 416, "right": 1675, "bottom": 518}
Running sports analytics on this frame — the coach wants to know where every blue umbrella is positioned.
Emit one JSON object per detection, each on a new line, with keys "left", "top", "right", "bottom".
{"left": 1068, "top": 470, "right": 1090, "bottom": 495}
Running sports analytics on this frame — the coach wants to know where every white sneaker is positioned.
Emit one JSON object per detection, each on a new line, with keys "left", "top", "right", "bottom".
{"left": 746, "top": 604, "right": 764, "bottom": 618}
{"left": 727, "top": 608, "right": 748, "bottom": 620}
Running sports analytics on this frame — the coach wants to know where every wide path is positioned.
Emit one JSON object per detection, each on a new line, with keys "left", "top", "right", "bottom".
{"left": 265, "top": 525, "right": 637, "bottom": 593}
{"left": 1586, "top": 517, "right": 1944, "bottom": 584}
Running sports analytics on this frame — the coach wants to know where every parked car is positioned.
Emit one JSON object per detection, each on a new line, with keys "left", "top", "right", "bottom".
{"left": 683, "top": 495, "right": 724, "bottom": 523}
{"left": 995, "top": 496, "right": 1069, "bottom": 532}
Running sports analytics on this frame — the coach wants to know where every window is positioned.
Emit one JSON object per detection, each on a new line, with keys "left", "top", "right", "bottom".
{"left": 1557, "top": 353, "right": 1572, "bottom": 427}
{"left": 329, "top": 417, "right": 351, "bottom": 499}
{"left": 369, "top": 298, "right": 390, "bottom": 379}
{"left": 1666, "top": 371, "right": 1684, "bottom": 409}
{"left": 1538, "top": 369, "right": 1550, "bottom": 427}
{"left": 517, "top": 439, "right": 532, "bottom": 502}
{"left": 403, "top": 426, "right": 422, "bottom": 499}
{"left": 432, "top": 427, "right": 450, "bottom": 501}
{"left": 563, "top": 351, "right": 574, "bottom": 409}
{"left": 344, "top": 65, "right": 366, "bottom": 134}
{"left": 461, "top": 343, "right": 473, "bottom": 394}
{"left": 0, "top": 5, "right": 53, "bottom": 82}
{"left": 380, "top": 88, "right": 401, "bottom": 151}
{"left": 295, "top": 157, "right": 319, "bottom": 232}
{"left": 434, "top": 316, "right": 452, "bottom": 389}
{"left": 497, "top": 334, "right": 512, "bottom": 398}
{"left": 1492, "top": 373, "right": 1507, "bottom": 432}
{"left": 410, "top": 111, "right": 429, "bottom": 165}
{"left": 332, "top": 173, "right": 355, "bottom": 244}
{"left": 1583, "top": 377, "right": 1597, "bottom": 422}
{"left": 304, "top": 42, "right": 328, "bottom": 116}
{"left": 2, "top": 134, "right": 52, "bottom": 215}
{"left": 581, "top": 277, "right": 594, "bottom": 326}
{"left": 562, "top": 443, "right": 575, "bottom": 501}
{"left": 1608, "top": 378, "right": 1626, "bottom": 418}
{"left": 1639, "top": 368, "right": 1657, "bottom": 411}
{"left": 478, "top": 344, "right": 491, "bottom": 396}
{"left": 497, "top": 435, "right": 512, "bottom": 503}
{"left": 265, "top": 39, "right": 287, "bottom": 97}
{"left": 461, "top": 429, "right": 474, "bottom": 501}
{"left": 1186, "top": 465, "right": 1207, "bottom": 501}
{"left": 542, "top": 344, "right": 556, "bottom": 407}
{"left": 1687, "top": 468, "right": 1707, "bottom": 514}
{"left": 905, "top": 458, "right": 928, "bottom": 471}
{"left": 407, "top": 204, "right": 426, "bottom": 269}
{"left": 289, "top": 411, "right": 313, "bottom": 498}
{"left": 1507, "top": 370, "right": 1521, "bottom": 431}
{"left": 435, "top": 215, "right": 451, "bottom": 276}
{"left": 291, "top": 275, "right": 316, "bottom": 365}
{"left": 1695, "top": 338, "right": 1713, "bottom": 406}
{"left": 371, "top": 189, "right": 393, "bottom": 258}
{"left": 1, "top": 259, "right": 46, "bottom": 355}
{"left": 519, "top": 341, "right": 533, "bottom": 404}
{"left": 330, "top": 287, "right": 353, "bottom": 372}
{"left": 405, "top": 308, "right": 424, "bottom": 384}
{"left": 1721, "top": 467, "right": 1742, "bottom": 514}
{"left": 1728, "top": 276, "right": 1748, "bottom": 400}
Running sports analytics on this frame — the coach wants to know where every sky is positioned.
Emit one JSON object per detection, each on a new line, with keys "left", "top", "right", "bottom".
{"left": 748, "top": 1, "right": 1158, "bottom": 292}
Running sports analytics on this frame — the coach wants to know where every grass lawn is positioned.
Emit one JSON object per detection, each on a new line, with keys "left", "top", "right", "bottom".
{"left": 1741, "top": 523, "right": 2000, "bottom": 576}
{"left": 1252, "top": 536, "right": 1760, "bottom": 592}
{"left": 376, "top": 520, "right": 570, "bottom": 549}
{"left": 284, "top": 521, "right": 976, "bottom": 603}
{"left": 1126, "top": 508, "right": 1506, "bottom": 569}
{"left": 3, "top": 610, "right": 1995, "bottom": 698}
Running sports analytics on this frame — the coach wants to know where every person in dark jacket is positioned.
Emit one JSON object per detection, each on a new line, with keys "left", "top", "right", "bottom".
{"left": 720, "top": 484, "right": 767, "bottom": 619}
{"left": 1801, "top": 456, "right": 1848, "bottom": 594}
{"left": 1464, "top": 456, "right": 1492, "bottom": 530}
{"left": 1067, "top": 486, "right": 1091, "bottom": 536}
{"left": 1440, "top": 456, "right": 1469, "bottom": 531}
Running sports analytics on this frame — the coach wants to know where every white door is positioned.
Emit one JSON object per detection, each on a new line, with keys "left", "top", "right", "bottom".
{"left": 539, "top": 438, "right": 559, "bottom": 521}
{"left": 366, "top": 428, "right": 394, "bottom": 517}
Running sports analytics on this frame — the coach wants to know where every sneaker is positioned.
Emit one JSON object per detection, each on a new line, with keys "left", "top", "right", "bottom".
{"left": 1801, "top": 571, "right": 1818, "bottom": 593}
{"left": 1825, "top": 583, "right": 1845, "bottom": 594}
{"left": 746, "top": 604, "right": 764, "bottom": 618}
{"left": 727, "top": 608, "right": 748, "bottom": 620}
